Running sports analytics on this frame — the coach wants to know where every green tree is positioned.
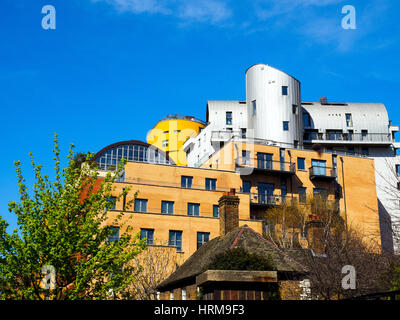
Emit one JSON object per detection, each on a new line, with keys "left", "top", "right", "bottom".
{"left": 0, "top": 133, "right": 146, "bottom": 300}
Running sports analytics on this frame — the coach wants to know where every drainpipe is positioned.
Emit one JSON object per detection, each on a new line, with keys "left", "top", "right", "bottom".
{"left": 339, "top": 157, "right": 348, "bottom": 230}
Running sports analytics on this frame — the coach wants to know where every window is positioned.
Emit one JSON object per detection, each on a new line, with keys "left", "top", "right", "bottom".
{"left": 327, "top": 130, "right": 342, "bottom": 141}
{"left": 298, "top": 187, "right": 307, "bottom": 204}
{"left": 108, "top": 226, "right": 119, "bottom": 243}
{"left": 117, "top": 171, "right": 125, "bottom": 182}
{"left": 297, "top": 158, "right": 305, "bottom": 170}
{"left": 347, "top": 147, "right": 355, "bottom": 155}
{"left": 311, "top": 159, "right": 326, "bottom": 175}
{"left": 303, "top": 112, "right": 311, "bottom": 127}
{"left": 348, "top": 130, "right": 354, "bottom": 141}
{"left": 106, "top": 196, "right": 117, "bottom": 210}
{"left": 134, "top": 199, "right": 147, "bottom": 212}
{"left": 205, "top": 178, "right": 217, "bottom": 191}
{"left": 181, "top": 176, "right": 193, "bottom": 188}
{"left": 252, "top": 100, "right": 256, "bottom": 115}
{"left": 226, "top": 111, "right": 232, "bottom": 125}
{"left": 397, "top": 182, "right": 400, "bottom": 190}
{"left": 162, "top": 140, "right": 169, "bottom": 147}
{"left": 242, "top": 150, "right": 250, "bottom": 163}
{"left": 361, "top": 130, "right": 368, "bottom": 140}
{"left": 213, "top": 205, "right": 219, "bottom": 218}
{"left": 345, "top": 113, "right": 353, "bottom": 127}
{"left": 140, "top": 228, "right": 154, "bottom": 245}
{"left": 257, "top": 153, "right": 273, "bottom": 170}
{"left": 161, "top": 201, "right": 174, "bottom": 214}
{"left": 313, "top": 188, "right": 328, "bottom": 199}
{"left": 242, "top": 181, "right": 251, "bottom": 193}
{"left": 361, "top": 147, "right": 369, "bottom": 156}
{"left": 282, "top": 86, "right": 288, "bottom": 95}
{"left": 292, "top": 104, "right": 298, "bottom": 114}
{"left": 396, "top": 165, "right": 400, "bottom": 177}
{"left": 169, "top": 230, "right": 182, "bottom": 251}
{"left": 283, "top": 121, "right": 289, "bottom": 131}
{"left": 187, "top": 203, "right": 200, "bottom": 216}
{"left": 197, "top": 232, "right": 210, "bottom": 249}
{"left": 241, "top": 128, "right": 247, "bottom": 138}
{"left": 281, "top": 179, "right": 287, "bottom": 201}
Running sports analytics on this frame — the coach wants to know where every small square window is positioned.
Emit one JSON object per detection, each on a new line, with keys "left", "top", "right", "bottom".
{"left": 140, "top": 229, "right": 154, "bottom": 245}
{"left": 213, "top": 205, "right": 219, "bottom": 218}
{"left": 205, "top": 178, "right": 217, "bottom": 191}
{"left": 197, "top": 232, "right": 210, "bottom": 249}
{"left": 283, "top": 121, "right": 289, "bottom": 131}
{"left": 297, "top": 158, "right": 305, "bottom": 170}
{"left": 181, "top": 176, "right": 193, "bottom": 188}
{"left": 108, "top": 226, "right": 119, "bottom": 243}
{"left": 134, "top": 199, "right": 148, "bottom": 212}
{"left": 188, "top": 203, "right": 200, "bottom": 216}
{"left": 162, "top": 140, "right": 169, "bottom": 147}
{"left": 282, "top": 86, "right": 288, "bottom": 96}
{"left": 242, "top": 180, "right": 251, "bottom": 193}
{"left": 161, "top": 201, "right": 174, "bottom": 214}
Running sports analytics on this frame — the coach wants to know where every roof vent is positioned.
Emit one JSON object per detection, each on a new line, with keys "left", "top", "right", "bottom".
{"left": 319, "top": 96, "right": 328, "bottom": 105}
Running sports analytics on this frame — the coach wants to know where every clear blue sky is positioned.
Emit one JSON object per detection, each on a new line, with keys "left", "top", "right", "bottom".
{"left": 1, "top": 0, "right": 399, "bottom": 231}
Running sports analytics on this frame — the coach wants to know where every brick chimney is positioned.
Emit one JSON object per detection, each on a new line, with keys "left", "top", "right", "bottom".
{"left": 305, "top": 214, "right": 325, "bottom": 255}
{"left": 219, "top": 188, "right": 240, "bottom": 237}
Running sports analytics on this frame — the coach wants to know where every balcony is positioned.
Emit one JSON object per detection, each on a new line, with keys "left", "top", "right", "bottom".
{"left": 236, "top": 158, "right": 296, "bottom": 176}
{"left": 250, "top": 193, "right": 287, "bottom": 207}
{"left": 303, "top": 132, "right": 393, "bottom": 145}
{"left": 309, "top": 166, "right": 337, "bottom": 181}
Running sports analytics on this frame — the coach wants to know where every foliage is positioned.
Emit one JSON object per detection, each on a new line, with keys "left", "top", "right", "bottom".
{"left": 0, "top": 133, "right": 146, "bottom": 300}
{"left": 208, "top": 247, "right": 276, "bottom": 271}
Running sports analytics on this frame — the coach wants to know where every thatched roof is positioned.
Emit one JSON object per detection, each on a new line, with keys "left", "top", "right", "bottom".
{"left": 157, "top": 225, "right": 310, "bottom": 291}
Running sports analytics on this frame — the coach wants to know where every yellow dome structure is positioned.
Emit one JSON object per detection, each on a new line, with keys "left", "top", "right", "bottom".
{"left": 147, "top": 114, "right": 207, "bottom": 166}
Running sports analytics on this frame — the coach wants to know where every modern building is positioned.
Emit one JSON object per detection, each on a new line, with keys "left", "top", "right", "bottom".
{"left": 183, "top": 63, "right": 400, "bottom": 253}
{"left": 147, "top": 114, "right": 206, "bottom": 166}
{"left": 93, "top": 134, "right": 382, "bottom": 263}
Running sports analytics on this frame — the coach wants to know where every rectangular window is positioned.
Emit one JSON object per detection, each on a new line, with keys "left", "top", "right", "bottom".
{"left": 241, "top": 128, "right": 247, "bottom": 138}
{"left": 181, "top": 176, "right": 193, "bottom": 188}
{"left": 303, "top": 112, "right": 311, "bottom": 127}
{"left": 197, "top": 232, "right": 210, "bottom": 249}
{"left": 140, "top": 228, "right": 154, "bottom": 245}
{"left": 313, "top": 188, "right": 328, "bottom": 199}
{"left": 162, "top": 140, "right": 169, "bottom": 147}
{"left": 242, "top": 180, "right": 251, "bottom": 193}
{"left": 396, "top": 165, "right": 400, "bottom": 177}
{"left": 348, "top": 130, "right": 353, "bottom": 141}
{"left": 252, "top": 100, "right": 256, "bottom": 115}
{"left": 257, "top": 153, "right": 273, "bottom": 170}
{"left": 347, "top": 147, "right": 355, "bottom": 155}
{"left": 283, "top": 121, "right": 289, "bottom": 131}
{"left": 242, "top": 150, "right": 250, "bottom": 164}
{"left": 292, "top": 104, "right": 298, "bottom": 114}
{"left": 107, "top": 196, "right": 117, "bottom": 210}
{"left": 187, "top": 203, "right": 200, "bottom": 216}
{"left": 311, "top": 159, "right": 327, "bottom": 176}
{"left": 213, "top": 205, "right": 219, "bottom": 218}
{"left": 298, "top": 187, "right": 307, "bottom": 204}
{"left": 161, "top": 201, "right": 174, "bottom": 214}
{"left": 361, "top": 130, "right": 368, "bottom": 140}
{"left": 282, "top": 86, "right": 288, "bottom": 95}
{"left": 134, "top": 199, "right": 148, "bottom": 212}
{"left": 345, "top": 113, "right": 353, "bottom": 127}
{"left": 226, "top": 111, "right": 232, "bottom": 125}
{"left": 361, "top": 147, "right": 369, "bottom": 156}
{"left": 297, "top": 158, "right": 305, "bottom": 170}
{"left": 108, "top": 226, "right": 119, "bottom": 243}
{"left": 205, "top": 178, "right": 217, "bottom": 191}
{"left": 169, "top": 230, "right": 182, "bottom": 251}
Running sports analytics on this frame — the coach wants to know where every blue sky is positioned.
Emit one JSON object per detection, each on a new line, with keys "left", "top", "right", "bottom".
{"left": 0, "top": 0, "right": 399, "bottom": 231}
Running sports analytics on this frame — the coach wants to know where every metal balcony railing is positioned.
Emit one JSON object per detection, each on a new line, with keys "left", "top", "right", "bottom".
{"left": 236, "top": 157, "right": 296, "bottom": 176}
{"left": 309, "top": 166, "right": 337, "bottom": 180}
{"left": 250, "top": 193, "right": 287, "bottom": 206}
{"left": 304, "top": 132, "right": 393, "bottom": 143}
